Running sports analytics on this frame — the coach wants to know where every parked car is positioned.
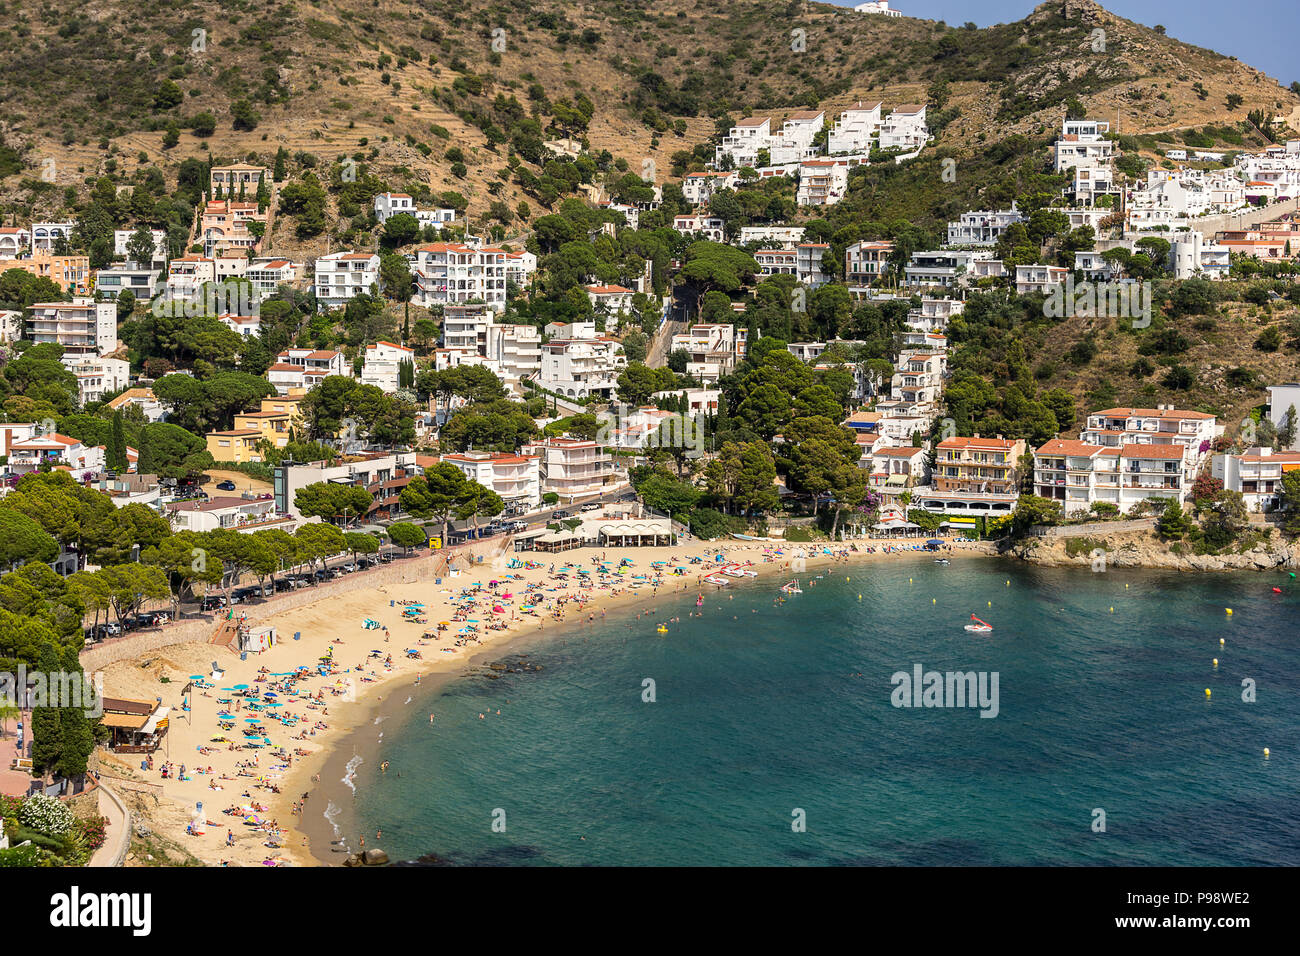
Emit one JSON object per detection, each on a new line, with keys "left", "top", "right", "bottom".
{"left": 581, "top": 502, "right": 600, "bottom": 512}
{"left": 509, "top": 520, "right": 529, "bottom": 532}
{"left": 216, "top": 479, "right": 237, "bottom": 491}
{"left": 340, "top": 562, "right": 358, "bottom": 573}
{"left": 551, "top": 510, "right": 571, "bottom": 520}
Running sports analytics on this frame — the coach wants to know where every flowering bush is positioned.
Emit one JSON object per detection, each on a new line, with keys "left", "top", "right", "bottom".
{"left": 73, "top": 815, "right": 108, "bottom": 851}
{"left": 18, "top": 793, "right": 74, "bottom": 838}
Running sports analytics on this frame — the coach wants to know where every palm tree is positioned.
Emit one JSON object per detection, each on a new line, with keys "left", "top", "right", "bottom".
{"left": 0, "top": 702, "right": 19, "bottom": 739}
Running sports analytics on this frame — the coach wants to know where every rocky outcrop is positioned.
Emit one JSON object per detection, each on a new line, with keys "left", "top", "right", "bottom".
{"left": 1002, "top": 529, "right": 1298, "bottom": 572}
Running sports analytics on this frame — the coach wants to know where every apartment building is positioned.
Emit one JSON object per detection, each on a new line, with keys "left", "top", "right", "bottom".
{"left": 314, "top": 252, "right": 381, "bottom": 310}
{"left": 409, "top": 243, "right": 507, "bottom": 312}
{"left": 504, "top": 251, "right": 538, "bottom": 288}
{"left": 200, "top": 200, "right": 268, "bottom": 258}
{"left": 360, "top": 340, "right": 415, "bottom": 392}
{"left": 795, "top": 243, "right": 832, "bottom": 287}
{"left": 877, "top": 105, "right": 928, "bottom": 151}
{"left": 947, "top": 205, "right": 1024, "bottom": 246}
{"left": 890, "top": 350, "right": 946, "bottom": 408}
{"left": 538, "top": 337, "right": 626, "bottom": 399}
{"left": 907, "top": 298, "right": 963, "bottom": 333}
{"left": 1080, "top": 405, "right": 1218, "bottom": 472}
{"left": 755, "top": 248, "right": 797, "bottom": 278}
{"left": 521, "top": 437, "right": 616, "bottom": 499}
{"left": 167, "top": 496, "right": 294, "bottom": 534}
{"left": 205, "top": 428, "right": 264, "bottom": 464}
{"left": 845, "top": 240, "right": 894, "bottom": 286}
{"left": 681, "top": 171, "right": 738, "bottom": 205}
{"left": 65, "top": 356, "right": 130, "bottom": 405}
{"left": 796, "top": 160, "right": 849, "bottom": 206}
{"left": 6, "top": 254, "right": 90, "bottom": 295}
{"left": 828, "top": 101, "right": 882, "bottom": 155}
{"left": 485, "top": 321, "right": 542, "bottom": 391}
{"left": 442, "top": 450, "right": 541, "bottom": 509}
{"left": 27, "top": 298, "right": 118, "bottom": 356}
{"left": 912, "top": 435, "right": 1025, "bottom": 519}
{"left": 670, "top": 324, "right": 748, "bottom": 384}
{"left": 868, "top": 445, "right": 929, "bottom": 492}
{"left": 1212, "top": 447, "right": 1300, "bottom": 511}
{"left": 267, "top": 348, "right": 349, "bottom": 393}
{"left": 1169, "top": 232, "right": 1231, "bottom": 280}
{"left": 1034, "top": 438, "right": 1190, "bottom": 513}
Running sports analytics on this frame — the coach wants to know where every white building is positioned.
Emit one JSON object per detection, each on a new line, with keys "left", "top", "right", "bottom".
{"left": 770, "top": 111, "right": 826, "bottom": 165}
{"left": 314, "top": 252, "right": 381, "bottom": 310}
{"left": 1267, "top": 384, "right": 1300, "bottom": 449}
{"left": 739, "top": 225, "right": 805, "bottom": 248}
{"left": 904, "top": 250, "right": 993, "bottom": 289}
{"left": 165, "top": 256, "right": 216, "bottom": 302}
{"left": 7, "top": 433, "right": 104, "bottom": 476}
{"left": 716, "top": 117, "right": 774, "bottom": 169}
{"left": 27, "top": 298, "right": 118, "bottom": 357}
{"left": 681, "top": 171, "right": 738, "bottom": 205}
{"left": 845, "top": 240, "right": 894, "bottom": 286}
{"left": 828, "top": 101, "right": 882, "bottom": 155}
{"left": 442, "top": 450, "right": 541, "bottom": 510}
{"left": 245, "top": 258, "right": 300, "bottom": 297}
{"left": 112, "top": 228, "right": 168, "bottom": 267}
{"left": 854, "top": 1, "right": 902, "bottom": 15}
{"left": 0, "top": 227, "right": 31, "bottom": 259}
{"left": 373, "top": 192, "right": 457, "bottom": 228}
{"left": 95, "top": 265, "right": 162, "bottom": 301}
{"left": 1053, "top": 119, "right": 1114, "bottom": 172}
{"left": 521, "top": 437, "right": 616, "bottom": 500}
{"left": 1212, "top": 448, "right": 1300, "bottom": 511}
{"left": 877, "top": 105, "right": 928, "bottom": 151}
{"left": 1014, "top": 264, "right": 1070, "bottom": 295}
{"left": 360, "top": 341, "right": 415, "bottom": 392}
{"left": 267, "top": 348, "right": 349, "bottom": 394}
{"left": 409, "top": 242, "right": 507, "bottom": 312}
{"left": 538, "top": 337, "right": 626, "bottom": 399}
{"left": 796, "top": 160, "right": 850, "bottom": 206}
{"left": 167, "top": 496, "right": 295, "bottom": 534}
{"left": 673, "top": 215, "right": 726, "bottom": 242}
{"left": 585, "top": 284, "right": 636, "bottom": 315}
{"left": 670, "top": 324, "right": 748, "bottom": 384}
{"left": 31, "top": 222, "right": 75, "bottom": 254}
{"left": 1169, "top": 231, "right": 1231, "bottom": 280}
{"left": 795, "top": 243, "right": 832, "bottom": 287}
{"left": 1080, "top": 405, "right": 1219, "bottom": 474}
{"left": 947, "top": 204, "right": 1024, "bottom": 246}
{"left": 1034, "top": 438, "right": 1192, "bottom": 514}
{"left": 64, "top": 355, "right": 130, "bottom": 405}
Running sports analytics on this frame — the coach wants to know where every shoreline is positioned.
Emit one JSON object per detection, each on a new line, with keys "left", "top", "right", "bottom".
{"left": 94, "top": 535, "right": 994, "bottom": 867}
{"left": 291, "top": 540, "right": 997, "bottom": 866}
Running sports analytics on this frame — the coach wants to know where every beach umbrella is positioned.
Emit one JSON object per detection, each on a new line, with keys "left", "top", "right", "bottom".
{"left": 233, "top": 684, "right": 250, "bottom": 690}
{"left": 244, "top": 717, "right": 261, "bottom": 723}
{"left": 189, "top": 675, "right": 206, "bottom": 680}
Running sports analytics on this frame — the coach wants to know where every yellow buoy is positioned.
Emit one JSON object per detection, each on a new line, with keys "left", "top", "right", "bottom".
{"left": 932, "top": 597, "right": 936, "bottom": 604}
{"left": 987, "top": 601, "right": 992, "bottom": 608}
{"left": 858, "top": 594, "right": 862, "bottom": 600}
{"left": 909, "top": 578, "right": 913, "bottom": 584}
{"left": 1220, "top": 638, "right": 1225, "bottom": 646}
{"left": 1109, "top": 606, "right": 1114, "bottom": 613}
{"left": 1005, "top": 580, "right": 1010, "bottom": 587}
{"left": 1125, "top": 583, "right": 1129, "bottom": 589}
{"left": 1264, "top": 748, "right": 1270, "bottom": 757}
{"left": 1226, "top": 608, "right": 1233, "bottom": 615}
{"left": 1213, "top": 658, "right": 1219, "bottom": 666}
{"left": 1205, "top": 688, "right": 1212, "bottom": 698}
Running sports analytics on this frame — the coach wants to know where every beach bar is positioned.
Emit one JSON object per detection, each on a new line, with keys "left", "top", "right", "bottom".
{"left": 597, "top": 520, "right": 675, "bottom": 547}
{"left": 101, "top": 696, "right": 170, "bottom": 754}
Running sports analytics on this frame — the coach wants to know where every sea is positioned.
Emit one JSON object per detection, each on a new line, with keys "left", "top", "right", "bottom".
{"left": 317, "top": 558, "right": 1300, "bottom": 866}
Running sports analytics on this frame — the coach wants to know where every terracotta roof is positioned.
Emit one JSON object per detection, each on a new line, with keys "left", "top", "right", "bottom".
{"left": 937, "top": 436, "right": 1021, "bottom": 451}
{"left": 1036, "top": 438, "right": 1103, "bottom": 457}
{"left": 1092, "top": 407, "right": 1216, "bottom": 421}
{"left": 1119, "top": 443, "right": 1185, "bottom": 460}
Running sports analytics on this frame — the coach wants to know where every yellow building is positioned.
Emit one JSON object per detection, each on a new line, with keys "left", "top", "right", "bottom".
{"left": 8, "top": 254, "right": 91, "bottom": 295}
{"left": 205, "top": 429, "right": 263, "bottom": 463}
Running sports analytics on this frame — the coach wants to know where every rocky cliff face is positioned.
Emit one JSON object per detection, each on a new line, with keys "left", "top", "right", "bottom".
{"left": 1002, "top": 530, "right": 1298, "bottom": 572}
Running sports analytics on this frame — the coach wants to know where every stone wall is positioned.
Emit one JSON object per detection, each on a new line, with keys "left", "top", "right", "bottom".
{"left": 1192, "top": 196, "right": 1300, "bottom": 240}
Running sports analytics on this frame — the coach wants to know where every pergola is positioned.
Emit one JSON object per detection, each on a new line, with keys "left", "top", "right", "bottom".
{"left": 598, "top": 521, "right": 675, "bottom": 547}
{"left": 532, "top": 530, "right": 584, "bottom": 552}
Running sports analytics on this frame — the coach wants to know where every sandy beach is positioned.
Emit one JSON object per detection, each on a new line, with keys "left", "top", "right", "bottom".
{"left": 95, "top": 534, "right": 994, "bottom": 867}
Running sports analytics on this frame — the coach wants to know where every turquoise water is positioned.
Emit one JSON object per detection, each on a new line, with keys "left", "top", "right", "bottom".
{"left": 330, "top": 560, "right": 1300, "bottom": 865}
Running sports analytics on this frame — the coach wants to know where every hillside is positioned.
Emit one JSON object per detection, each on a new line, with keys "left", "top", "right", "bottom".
{"left": 0, "top": 0, "right": 1296, "bottom": 235}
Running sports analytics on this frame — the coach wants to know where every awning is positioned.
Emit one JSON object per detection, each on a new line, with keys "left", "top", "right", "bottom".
{"left": 885, "top": 474, "right": 907, "bottom": 486}
{"left": 140, "top": 706, "right": 171, "bottom": 735}
{"left": 101, "top": 713, "right": 150, "bottom": 730}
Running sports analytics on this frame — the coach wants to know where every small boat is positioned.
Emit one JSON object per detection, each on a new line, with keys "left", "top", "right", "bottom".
{"left": 964, "top": 614, "right": 993, "bottom": 633}
{"left": 704, "top": 575, "right": 729, "bottom": 586}
{"left": 721, "top": 565, "right": 747, "bottom": 578}
{"left": 934, "top": 558, "right": 950, "bottom": 566}
{"left": 780, "top": 580, "right": 803, "bottom": 594}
